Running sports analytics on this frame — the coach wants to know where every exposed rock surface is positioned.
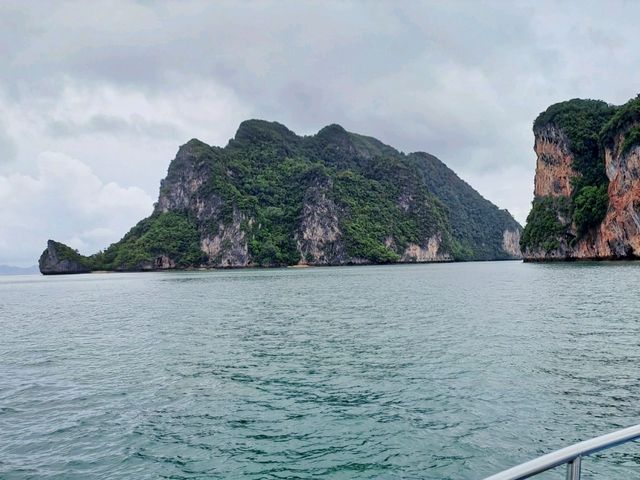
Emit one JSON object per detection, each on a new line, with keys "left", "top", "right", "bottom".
{"left": 533, "top": 125, "right": 576, "bottom": 198}
{"left": 597, "top": 128, "right": 640, "bottom": 257}
{"left": 200, "top": 209, "right": 251, "bottom": 267}
{"left": 294, "top": 178, "right": 348, "bottom": 265}
{"left": 400, "top": 234, "right": 452, "bottom": 262}
{"left": 502, "top": 229, "right": 522, "bottom": 258}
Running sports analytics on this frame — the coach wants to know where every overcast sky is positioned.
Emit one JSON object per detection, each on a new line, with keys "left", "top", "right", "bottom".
{"left": 1, "top": 0, "right": 639, "bottom": 266}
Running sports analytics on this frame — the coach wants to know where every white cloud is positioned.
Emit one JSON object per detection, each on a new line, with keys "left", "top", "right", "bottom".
{"left": 0, "top": 77, "right": 250, "bottom": 185}
{"left": 0, "top": 152, "right": 153, "bottom": 266}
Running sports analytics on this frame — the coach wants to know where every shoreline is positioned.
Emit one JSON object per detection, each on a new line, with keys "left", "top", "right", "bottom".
{"left": 38, "top": 257, "right": 526, "bottom": 275}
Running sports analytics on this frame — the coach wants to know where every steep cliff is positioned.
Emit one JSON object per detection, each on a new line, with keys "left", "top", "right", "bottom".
{"left": 521, "top": 95, "right": 640, "bottom": 260}
{"left": 40, "top": 120, "right": 522, "bottom": 273}
{"left": 39, "top": 240, "right": 91, "bottom": 275}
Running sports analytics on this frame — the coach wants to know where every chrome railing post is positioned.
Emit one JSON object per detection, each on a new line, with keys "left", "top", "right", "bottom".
{"left": 565, "top": 456, "right": 581, "bottom": 480}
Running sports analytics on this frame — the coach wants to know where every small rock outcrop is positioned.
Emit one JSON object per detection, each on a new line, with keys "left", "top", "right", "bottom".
{"left": 39, "top": 240, "right": 91, "bottom": 275}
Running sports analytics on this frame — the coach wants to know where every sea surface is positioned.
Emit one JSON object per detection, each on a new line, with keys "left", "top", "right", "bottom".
{"left": 1, "top": 261, "right": 640, "bottom": 479}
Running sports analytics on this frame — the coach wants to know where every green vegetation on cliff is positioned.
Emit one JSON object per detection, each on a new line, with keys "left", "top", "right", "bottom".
{"left": 93, "top": 212, "right": 203, "bottom": 270}
{"left": 201, "top": 122, "right": 456, "bottom": 264}
{"left": 572, "top": 184, "right": 609, "bottom": 236}
{"left": 39, "top": 240, "right": 92, "bottom": 268}
{"left": 520, "top": 197, "right": 570, "bottom": 252}
{"left": 41, "top": 213, "right": 204, "bottom": 272}
{"left": 332, "top": 164, "right": 450, "bottom": 263}
{"left": 601, "top": 95, "right": 640, "bottom": 149}
{"left": 240, "top": 156, "right": 312, "bottom": 266}
{"left": 533, "top": 99, "right": 615, "bottom": 189}
{"left": 621, "top": 126, "right": 640, "bottom": 156}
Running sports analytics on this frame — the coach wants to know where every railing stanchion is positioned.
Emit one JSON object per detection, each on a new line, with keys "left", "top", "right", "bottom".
{"left": 566, "top": 456, "right": 581, "bottom": 480}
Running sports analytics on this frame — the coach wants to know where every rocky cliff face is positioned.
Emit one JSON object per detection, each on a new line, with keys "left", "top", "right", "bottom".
{"left": 533, "top": 124, "right": 576, "bottom": 198}
{"left": 597, "top": 126, "right": 640, "bottom": 257}
{"left": 39, "top": 240, "right": 91, "bottom": 275}
{"left": 155, "top": 140, "right": 253, "bottom": 267}
{"left": 521, "top": 96, "right": 640, "bottom": 261}
{"left": 294, "top": 178, "right": 349, "bottom": 265}
{"left": 40, "top": 120, "right": 522, "bottom": 273}
{"left": 400, "top": 234, "right": 452, "bottom": 262}
{"left": 502, "top": 230, "right": 522, "bottom": 258}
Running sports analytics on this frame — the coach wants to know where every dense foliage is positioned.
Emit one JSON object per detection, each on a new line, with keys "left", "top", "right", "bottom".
{"left": 520, "top": 197, "right": 569, "bottom": 252}
{"left": 41, "top": 240, "right": 92, "bottom": 269}
{"left": 572, "top": 185, "right": 609, "bottom": 236}
{"left": 91, "top": 212, "right": 204, "bottom": 270}
{"left": 207, "top": 122, "right": 455, "bottom": 264}
{"left": 332, "top": 161, "right": 450, "bottom": 263}
{"left": 600, "top": 95, "right": 640, "bottom": 148}
{"left": 621, "top": 125, "right": 640, "bottom": 156}
{"left": 236, "top": 155, "right": 311, "bottom": 266}
{"left": 534, "top": 99, "right": 615, "bottom": 189}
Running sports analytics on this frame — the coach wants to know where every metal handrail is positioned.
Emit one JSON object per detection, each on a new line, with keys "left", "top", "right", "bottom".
{"left": 483, "top": 423, "right": 640, "bottom": 480}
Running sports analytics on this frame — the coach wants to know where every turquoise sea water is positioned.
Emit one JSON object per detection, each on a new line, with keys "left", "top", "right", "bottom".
{"left": 1, "top": 261, "right": 640, "bottom": 479}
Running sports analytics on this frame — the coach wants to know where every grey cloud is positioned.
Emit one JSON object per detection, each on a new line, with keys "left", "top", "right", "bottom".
{"left": 0, "top": 124, "right": 16, "bottom": 163}
{"left": 48, "top": 114, "right": 183, "bottom": 139}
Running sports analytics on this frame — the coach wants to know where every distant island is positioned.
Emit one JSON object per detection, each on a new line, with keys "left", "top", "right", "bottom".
{"left": 39, "top": 120, "right": 522, "bottom": 274}
{"left": 0, "top": 265, "right": 39, "bottom": 275}
{"left": 521, "top": 95, "right": 640, "bottom": 260}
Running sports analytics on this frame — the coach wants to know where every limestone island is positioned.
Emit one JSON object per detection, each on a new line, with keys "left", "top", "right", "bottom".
{"left": 521, "top": 95, "right": 640, "bottom": 261}
{"left": 40, "top": 120, "right": 522, "bottom": 274}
